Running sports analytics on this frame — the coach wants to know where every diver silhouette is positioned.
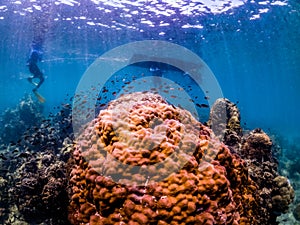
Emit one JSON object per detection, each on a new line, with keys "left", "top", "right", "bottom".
{"left": 27, "top": 48, "right": 44, "bottom": 92}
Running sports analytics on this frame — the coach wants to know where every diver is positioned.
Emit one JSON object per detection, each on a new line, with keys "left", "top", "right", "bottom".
{"left": 27, "top": 48, "right": 44, "bottom": 92}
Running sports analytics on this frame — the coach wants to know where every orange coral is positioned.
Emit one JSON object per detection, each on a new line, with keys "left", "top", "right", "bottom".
{"left": 69, "top": 92, "right": 258, "bottom": 225}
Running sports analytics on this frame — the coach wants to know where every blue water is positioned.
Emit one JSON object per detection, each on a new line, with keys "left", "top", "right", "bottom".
{"left": 0, "top": 0, "right": 299, "bottom": 142}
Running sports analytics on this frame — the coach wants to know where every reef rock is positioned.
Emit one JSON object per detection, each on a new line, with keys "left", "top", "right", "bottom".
{"left": 69, "top": 92, "right": 258, "bottom": 225}
{"left": 0, "top": 94, "right": 44, "bottom": 145}
{"left": 10, "top": 150, "right": 70, "bottom": 224}
{"left": 207, "top": 98, "right": 242, "bottom": 149}
{"left": 293, "top": 203, "right": 300, "bottom": 221}
{"left": 208, "top": 99, "right": 295, "bottom": 224}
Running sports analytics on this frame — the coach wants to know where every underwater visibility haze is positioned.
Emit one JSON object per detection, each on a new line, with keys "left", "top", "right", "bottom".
{"left": 0, "top": 0, "right": 300, "bottom": 224}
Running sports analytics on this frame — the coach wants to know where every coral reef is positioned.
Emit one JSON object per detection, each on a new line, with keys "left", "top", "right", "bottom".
{"left": 69, "top": 92, "right": 258, "bottom": 225}
{"left": 11, "top": 150, "right": 69, "bottom": 224}
{"left": 0, "top": 94, "right": 44, "bottom": 145}
{"left": 240, "top": 130, "right": 294, "bottom": 224}
{"left": 0, "top": 93, "right": 295, "bottom": 224}
{"left": 208, "top": 98, "right": 294, "bottom": 224}
{"left": 17, "top": 103, "right": 73, "bottom": 153}
{"left": 0, "top": 97, "right": 74, "bottom": 224}
{"left": 0, "top": 175, "right": 9, "bottom": 224}
{"left": 207, "top": 98, "right": 242, "bottom": 149}
{"left": 293, "top": 203, "right": 300, "bottom": 221}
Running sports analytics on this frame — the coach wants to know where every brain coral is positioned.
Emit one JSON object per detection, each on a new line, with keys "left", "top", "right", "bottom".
{"left": 69, "top": 92, "right": 258, "bottom": 225}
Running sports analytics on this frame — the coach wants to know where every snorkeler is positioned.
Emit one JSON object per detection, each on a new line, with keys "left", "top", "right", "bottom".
{"left": 27, "top": 48, "right": 44, "bottom": 92}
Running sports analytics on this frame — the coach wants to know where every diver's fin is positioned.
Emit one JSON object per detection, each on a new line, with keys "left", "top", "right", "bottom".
{"left": 33, "top": 90, "right": 46, "bottom": 103}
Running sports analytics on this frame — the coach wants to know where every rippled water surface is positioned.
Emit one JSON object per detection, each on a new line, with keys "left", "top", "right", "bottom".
{"left": 0, "top": 0, "right": 299, "bottom": 138}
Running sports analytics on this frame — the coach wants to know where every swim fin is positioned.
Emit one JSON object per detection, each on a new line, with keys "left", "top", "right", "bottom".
{"left": 33, "top": 90, "right": 46, "bottom": 103}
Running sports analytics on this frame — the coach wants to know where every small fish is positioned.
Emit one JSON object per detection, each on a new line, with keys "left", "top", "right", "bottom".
{"left": 204, "top": 96, "right": 210, "bottom": 100}
{"left": 170, "top": 95, "right": 177, "bottom": 98}
{"left": 200, "top": 104, "right": 209, "bottom": 108}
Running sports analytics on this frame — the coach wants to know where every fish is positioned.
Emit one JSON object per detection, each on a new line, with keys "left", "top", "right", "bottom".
{"left": 196, "top": 103, "right": 209, "bottom": 108}
{"left": 200, "top": 104, "right": 209, "bottom": 108}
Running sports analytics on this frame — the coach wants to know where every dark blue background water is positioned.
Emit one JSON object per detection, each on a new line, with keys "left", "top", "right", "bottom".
{"left": 0, "top": 0, "right": 299, "bottom": 142}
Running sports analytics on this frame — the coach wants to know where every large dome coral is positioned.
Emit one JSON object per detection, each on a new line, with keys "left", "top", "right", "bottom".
{"left": 68, "top": 92, "right": 261, "bottom": 224}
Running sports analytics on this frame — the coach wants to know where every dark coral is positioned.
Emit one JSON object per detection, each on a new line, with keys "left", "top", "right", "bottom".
{"left": 0, "top": 97, "right": 74, "bottom": 224}
{"left": 208, "top": 98, "right": 294, "bottom": 224}
{"left": 207, "top": 98, "right": 242, "bottom": 149}
{"left": 11, "top": 150, "right": 69, "bottom": 224}
{"left": 293, "top": 203, "right": 300, "bottom": 221}
{"left": 17, "top": 103, "right": 73, "bottom": 153}
{"left": 0, "top": 175, "right": 9, "bottom": 224}
{"left": 0, "top": 94, "right": 44, "bottom": 145}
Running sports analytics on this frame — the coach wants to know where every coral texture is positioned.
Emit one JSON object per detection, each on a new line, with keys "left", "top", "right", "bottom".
{"left": 207, "top": 98, "right": 242, "bottom": 145}
{"left": 12, "top": 150, "right": 69, "bottom": 224}
{"left": 0, "top": 95, "right": 43, "bottom": 144}
{"left": 69, "top": 92, "right": 258, "bottom": 225}
{"left": 208, "top": 98, "right": 294, "bottom": 224}
{"left": 240, "top": 130, "right": 294, "bottom": 224}
{"left": 0, "top": 98, "right": 73, "bottom": 224}
{"left": 293, "top": 203, "right": 300, "bottom": 221}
